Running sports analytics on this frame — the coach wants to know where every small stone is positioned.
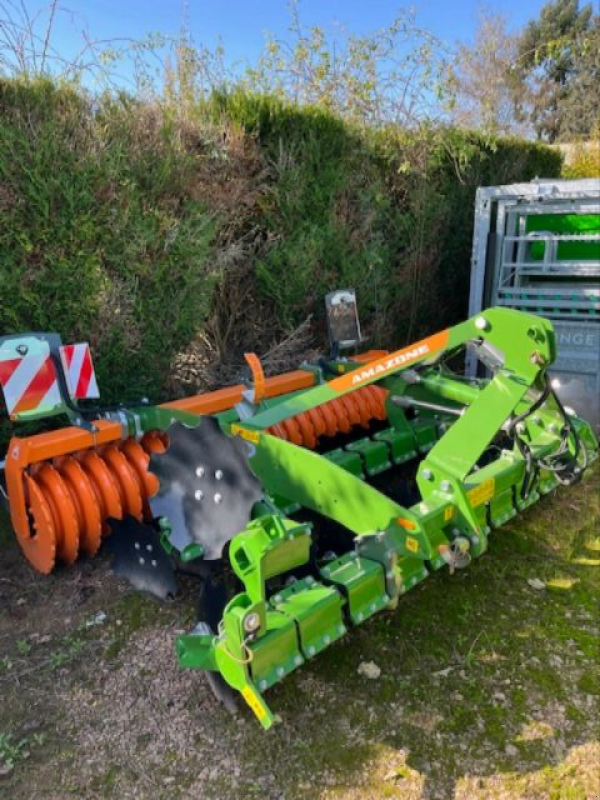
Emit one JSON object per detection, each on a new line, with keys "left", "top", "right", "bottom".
{"left": 505, "top": 743, "right": 518, "bottom": 756}
{"left": 357, "top": 661, "right": 381, "bottom": 680}
{"left": 85, "top": 611, "right": 107, "bottom": 628}
{"left": 527, "top": 578, "right": 545, "bottom": 591}
{"left": 433, "top": 667, "right": 453, "bottom": 678}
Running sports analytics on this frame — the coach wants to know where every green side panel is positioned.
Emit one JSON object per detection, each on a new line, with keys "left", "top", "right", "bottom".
{"left": 374, "top": 427, "right": 418, "bottom": 464}
{"left": 325, "top": 447, "right": 364, "bottom": 477}
{"left": 176, "top": 632, "right": 217, "bottom": 671}
{"left": 485, "top": 455, "right": 522, "bottom": 529}
{"left": 346, "top": 437, "right": 392, "bottom": 475}
{"left": 413, "top": 420, "right": 438, "bottom": 453}
{"left": 524, "top": 213, "right": 600, "bottom": 261}
{"left": 320, "top": 553, "right": 389, "bottom": 624}
{"left": 248, "top": 611, "right": 303, "bottom": 691}
{"left": 396, "top": 557, "right": 430, "bottom": 593}
{"left": 271, "top": 578, "right": 347, "bottom": 658}
{"left": 489, "top": 485, "right": 517, "bottom": 528}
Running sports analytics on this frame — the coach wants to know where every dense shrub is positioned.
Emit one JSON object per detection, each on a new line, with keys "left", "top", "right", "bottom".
{"left": 0, "top": 79, "right": 216, "bottom": 404}
{"left": 0, "top": 79, "right": 562, "bottom": 415}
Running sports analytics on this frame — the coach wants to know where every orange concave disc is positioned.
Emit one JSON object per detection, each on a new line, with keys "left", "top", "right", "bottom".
{"left": 31, "top": 463, "right": 79, "bottom": 565}
{"left": 55, "top": 456, "right": 102, "bottom": 557}
{"left": 21, "top": 474, "right": 57, "bottom": 574}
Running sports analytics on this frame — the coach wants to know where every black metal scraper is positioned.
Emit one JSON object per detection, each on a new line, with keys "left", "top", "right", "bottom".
{"left": 106, "top": 516, "right": 178, "bottom": 600}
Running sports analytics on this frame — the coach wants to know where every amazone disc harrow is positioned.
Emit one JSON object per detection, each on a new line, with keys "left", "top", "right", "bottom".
{"left": 1, "top": 308, "right": 597, "bottom": 729}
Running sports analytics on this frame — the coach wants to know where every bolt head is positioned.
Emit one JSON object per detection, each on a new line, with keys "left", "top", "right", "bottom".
{"left": 422, "top": 468, "right": 434, "bottom": 481}
{"left": 440, "top": 480, "right": 452, "bottom": 492}
{"left": 243, "top": 612, "right": 261, "bottom": 633}
{"left": 195, "top": 466, "right": 205, "bottom": 478}
{"left": 475, "top": 316, "right": 489, "bottom": 331}
{"left": 213, "top": 493, "right": 222, "bottom": 504}
{"left": 215, "top": 469, "right": 224, "bottom": 480}
{"left": 194, "top": 489, "right": 203, "bottom": 501}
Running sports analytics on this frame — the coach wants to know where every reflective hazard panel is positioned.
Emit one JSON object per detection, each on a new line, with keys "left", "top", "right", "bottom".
{"left": 60, "top": 343, "right": 100, "bottom": 400}
{"left": 0, "top": 342, "right": 61, "bottom": 417}
{"left": 0, "top": 337, "right": 99, "bottom": 419}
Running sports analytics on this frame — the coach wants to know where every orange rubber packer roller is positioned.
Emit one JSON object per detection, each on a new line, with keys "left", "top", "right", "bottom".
{"left": 11, "top": 381, "right": 386, "bottom": 573}
{"left": 267, "top": 385, "right": 388, "bottom": 449}
{"left": 18, "top": 434, "right": 164, "bottom": 573}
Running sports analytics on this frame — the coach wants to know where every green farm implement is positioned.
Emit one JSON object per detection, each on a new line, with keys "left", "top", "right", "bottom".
{"left": 1, "top": 302, "right": 597, "bottom": 728}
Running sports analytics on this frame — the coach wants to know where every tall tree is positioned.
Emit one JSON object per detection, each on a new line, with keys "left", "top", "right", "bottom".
{"left": 515, "top": 0, "right": 595, "bottom": 141}
{"left": 556, "top": 15, "right": 600, "bottom": 139}
{"left": 448, "top": 10, "right": 523, "bottom": 137}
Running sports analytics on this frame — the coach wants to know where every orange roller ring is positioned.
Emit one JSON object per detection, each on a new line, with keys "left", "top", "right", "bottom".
{"left": 267, "top": 385, "right": 388, "bottom": 449}
{"left": 11, "top": 382, "right": 387, "bottom": 572}
{"left": 54, "top": 456, "right": 102, "bottom": 556}
{"left": 29, "top": 463, "right": 80, "bottom": 566}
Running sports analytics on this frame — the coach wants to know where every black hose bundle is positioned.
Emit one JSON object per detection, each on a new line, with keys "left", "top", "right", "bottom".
{"left": 507, "top": 376, "right": 589, "bottom": 499}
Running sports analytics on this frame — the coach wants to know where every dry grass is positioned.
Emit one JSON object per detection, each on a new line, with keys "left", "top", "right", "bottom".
{"left": 0, "top": 466, "right": 598, "bottom": 799}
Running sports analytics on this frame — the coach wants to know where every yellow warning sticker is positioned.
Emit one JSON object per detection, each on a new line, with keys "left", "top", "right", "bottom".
{"left": 444, "top": 506, "right": 454, "bottom": 521}
{"left": 467, "top": 479, "right": 495, "bottom": 508}
{"left": 231, "top": 424, "right": 261, "bottom": 445}
{"left": 405, "top": 536, "right": 420, "bottom": 554}
{"left": 242, "top": 686, "right": 267, "bottom": 721}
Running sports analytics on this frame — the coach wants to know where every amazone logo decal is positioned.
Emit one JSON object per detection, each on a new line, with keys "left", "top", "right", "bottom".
{"left": 330, "top": 330, "right": 449, "bottom": 392}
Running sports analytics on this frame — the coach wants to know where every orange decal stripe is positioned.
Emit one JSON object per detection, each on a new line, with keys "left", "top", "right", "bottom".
{"left": 329, "top": 330, "right": 449, "bottom": 393}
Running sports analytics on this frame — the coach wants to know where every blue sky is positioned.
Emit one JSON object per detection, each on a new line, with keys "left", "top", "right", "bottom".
{"left": 43, "top": 0, "right": 548, "bottom": 79}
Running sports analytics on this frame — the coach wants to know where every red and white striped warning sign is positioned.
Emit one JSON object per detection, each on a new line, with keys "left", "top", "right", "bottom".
{"left": 0, "top": 352, "right": 61, "bottom": 416}
{"left": 60, "top": 343, "right": 99, "bottom": 400}
{"left": 0, "top": 342, "right": 99, "bottom": 417}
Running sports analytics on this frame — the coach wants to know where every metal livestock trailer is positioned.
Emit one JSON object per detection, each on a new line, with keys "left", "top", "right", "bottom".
{"left": 468, "top": 178, "right": 600, "bottom": 431}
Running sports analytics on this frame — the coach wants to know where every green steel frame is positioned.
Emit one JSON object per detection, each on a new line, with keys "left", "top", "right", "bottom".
{"left": 159, "top": 309, "right": 597, "bottom": 727}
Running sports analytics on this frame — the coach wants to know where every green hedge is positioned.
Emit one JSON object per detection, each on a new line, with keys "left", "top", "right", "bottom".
{"left": 0, "top": 80, "right": 562, "bottom": 417}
